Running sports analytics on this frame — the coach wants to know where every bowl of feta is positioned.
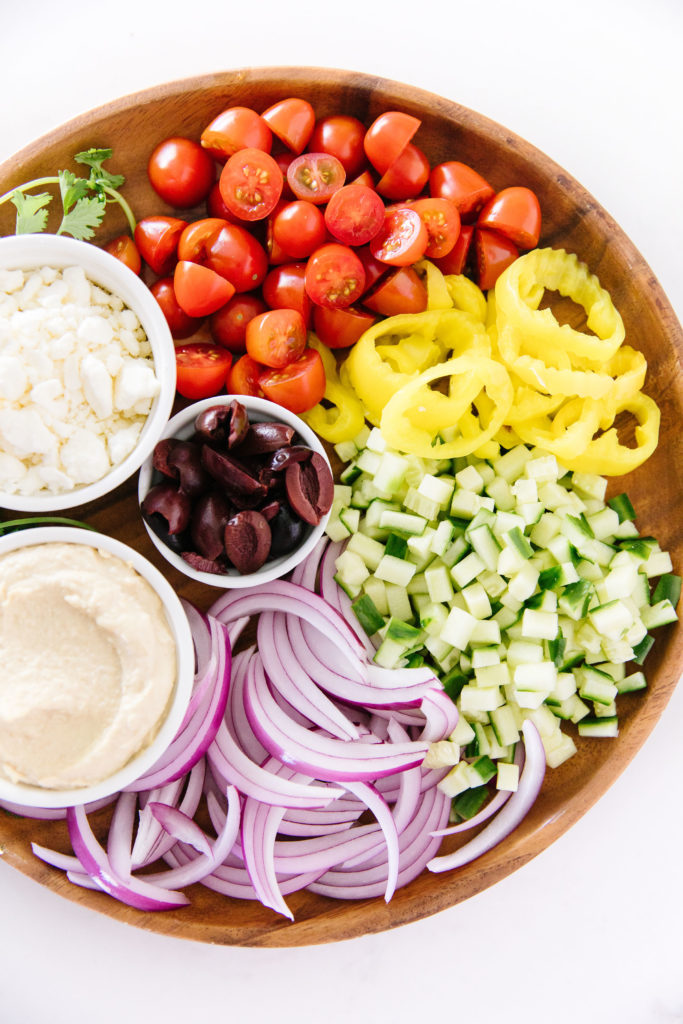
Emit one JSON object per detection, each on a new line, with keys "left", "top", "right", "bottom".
{"left": 0, "top": 233, "right": 176, "bottom": 511}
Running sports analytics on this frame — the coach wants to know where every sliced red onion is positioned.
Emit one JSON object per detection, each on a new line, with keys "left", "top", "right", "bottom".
{"left": 180, "top": 599, "right": 211, "bottom": 675}
{"left": 226, "top": 647, "right": 269, "bottom": 764}
{"left": 418, "top": 690, "right": 459, "bottom": 742}
{"left": 149, "top": 802, "right": 213, "bottom": 858}
{"left": 107, "top": 791, "right": 137, "bottom": 880}
{"left": 133, "top": 759, "right": 206, "bottom": 870}
{"left": 427, "top": 721, "right": 546, "bottom": 873}
{"left": 241, "top": 795, "right": 293, "bottom": 919}
{"left": 0, "top": 793, "right": 116, "bottom": 820}
{"left": 31, "top": 843, "right": 83, "bottom": 872}
{"left": 130, "top": 777, "right": 185, "bottom": 869}
{"left": 66, "top": 804, "right": 190, "bottom": 911}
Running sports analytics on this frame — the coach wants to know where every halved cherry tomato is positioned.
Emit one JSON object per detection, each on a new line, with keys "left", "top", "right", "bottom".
{"left": 259, "top": 348, "right": 326, "bottom": 413}
{"left": 286, "top": 153, "right": 346, "bottom": 204}
{"left": 304, "top": 243, "right": 366, "bottom": 309}
{"left": 477, "top": 186, "right": 542, "bottom": 250}
{"left": 272, "top": 151, "right": 297, "bottom": 201}
{"left": 264, "top": 217, "right": 290, "bottom": 266}
{"left": 200, "top": 106, "right": 272, "bottom": 161}
{"left": 210, "top": 292, "right": 268, "bottom": 352}
{"left": 323, "top": 184, "right": 385, "bottom": 246}
{"left": 474, "top": 227, "right": 519, "bottom": 290}
{"left": 177, "top": 218, "right": 226, "bottom": 263}
{"left": 151, "top": 276, "right": 202, "bottom": 339}
{"left": 429, "top": 161, "right": 495, "bottom": 221}
{"left": 432, "top": 222, "right": 474, "bottom": 275}
{"left": 218, "top": 148, "right": 283, "bottom": 222}
{"left": 262, "top": 263, "right": 312, "bottom": 326}
{"left": 147, "top": 137, "right": 215, "bottom": 208}
{"left": 134, "top": 216, "right": 186, "bottom": 276}
{"left": 410, "top": 197, "right": 461, "bottom": 258}
{"left": 363, "top": 265, "right": 428, "bottom": 316}
{"left": 228, "top": 354, "right": 265, "bottom": 397}
{"left": 356, "top": 245, "right": 391, "bottom": 294}
{"left": 207, "top": 182, "right": 242, "bottom": 221}
{"left": 363, "top": 111, "right": 421, "bottom": 176}
{"left": 369, "top": 206, "right": 428, "bottom": 266}
{"left": 272, "top": 200, "right": 328, "bottom": 259}
{"left": 376, "top": 143, "right": 430, "bottom": 200}
{"left": 352, "top": 169, "right": 376, "bottom": 189}
{"left": 173, "top": 261, "right": 235, "bottom": 317}
{"left": 175, "top": 343, "right": 233, "bottom": 400}
{"left": 261, "top": 97, "right": 315, "bottom": 154}
{"left": 105, "top": 235, "right": 141, "bottom": 275}
{"left": 245, "top": 308, "right": 307, "bottom": 368}
{"left": 205, "top": 224, "right": 269, "bottom": 292}
{"left": 308, "top": 115, "right": 367, "bottom": 177}
{"left": 313, "top": 304, "right": 377, "bottom": 349}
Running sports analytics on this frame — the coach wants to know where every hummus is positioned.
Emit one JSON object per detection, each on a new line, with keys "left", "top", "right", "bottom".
{"left": 0, "top": 542, "right": 177, "bottom": 789}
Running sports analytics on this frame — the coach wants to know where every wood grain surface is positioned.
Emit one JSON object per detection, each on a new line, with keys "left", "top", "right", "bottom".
{"left": 0, "top": 66, "right": 681, "bottom": 947}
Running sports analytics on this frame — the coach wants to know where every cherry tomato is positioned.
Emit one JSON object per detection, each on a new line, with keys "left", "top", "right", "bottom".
{"left": 475, "top": 227, "right": 519, "bottom": 290}
{"left": 134, "top": 216, "right": 186, "bottom": 276}
{"left": 376, "top": 143, "right": 430, "bottom": 201}
{"left": 429, "top": 161, "right": 495, "bottom": 221}
{"left": 245, "top": 308, "right": 307, "bottom": 368}
{"left": 363, "top": 266, "right": 428, "bottom": 316}
{"left": 313, "top": 304, "right": 377, "bottom": 349}
{"left": 218, "top": 148, "right": 283, "bottom": 222}
{"left": 175, "top": 343, "right": 233, "bottom": 400}
{"left": 264, "top": 217, "right": 291, "bottom": 266}
{"left": 363, "top": 111, "right": 421, "bottom": 176}
{"left": 148, "top": 137, "right": 215, "bottom": 209}
{"left": 432, "top": 223, "right": 474, "bottom": 276}
{"left": 227, "top": 353, "right": 265, "bottom": 397}
{"left": 105, "top": 235, "right": 141, "bottom": 275}
{"left": 304, "top": 243, "right": 366, "bottom": 309}
{"left": 272, "top": 151, "right": 297, "bottom": 201}
{"left": 477, "top": 186, "right": 542, "bottom": 250}
{"left": 210, "top": 292, "right": 268, "bottom": 352}
{"left": 261, "top": 97, "right": 315, "bottom": 154}
{"left": 259, "top": 348, "right": 326, "bottom": 413}
{"left": 177, "top": 218, "right": 226, "bottom": 263}
{"left": 262, "top": 263, "right": 312, "bottom": 326}
{"left": 173, "top": 261, "right": 235, "bottom": 317}
{"left": 272, "top": 200, "right": 328, "bottom": 259}
{"left": 369, "top": 206, "right": 428, "bottom": 266}
{"left": 308, "top": 115, "right": 367, "bottom": 177}
{"left": 410, "top": 197, "right": 461, "bottom": 258}
{"left": 323, "top": 184, "right": 385, "bottom": 246}
{"left": 356, "top": 245, "right": 391, "bottom": 294}
{"left": 200, "top": 106, "right": 272, "bottom": 161}
{"left": 352, "top": 169, "right": 376, "bottom": 189}
{"left": 207, "top": 182, "right": 242, "bottom": 221}
{"left": 286, "top": 153, "right": 346, "bottom": 205}
{"left": 150, "top": 276, "right": 202, "bottom": 339}
{"left": 205, "top": 224, "right": 269, "bottom": 292}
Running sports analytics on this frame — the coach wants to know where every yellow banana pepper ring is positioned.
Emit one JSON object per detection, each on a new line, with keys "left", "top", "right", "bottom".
{"left": 444, "top": 273, "right": 488, "bottom": 323}
{"left": 302, "top": 337, "right": 366, "bottom": 444}
{"left": 512, "top": 397, "right": 603, "bottom": 463}
{"left": 495, "top": 247, "right": 625, "bottom": 363}
{"left": 496, "top": 323, "right": 615, "bottom": 398}
{"left": 562, "top": 391, "right": 660, "bottom": 475}
{"left": 380, "top": 355, "right": 513, "bottom": 459}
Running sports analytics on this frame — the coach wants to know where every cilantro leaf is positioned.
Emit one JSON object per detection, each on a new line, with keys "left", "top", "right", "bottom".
{"left": 57, "top": 195, "right": 107, "bottom": 240}
{"left": 74, "top": 148, "right": 125, "bottom": 192}
{"left": 10, "top": 190, "right": 51, "bottom": 234}
{"left": 58, "top": 169, "right": 91, "bottom": 214}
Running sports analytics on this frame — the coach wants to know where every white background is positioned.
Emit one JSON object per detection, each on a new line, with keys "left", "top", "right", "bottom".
{"left": 1, "top": 1, "right": 682, "bottom": 1021}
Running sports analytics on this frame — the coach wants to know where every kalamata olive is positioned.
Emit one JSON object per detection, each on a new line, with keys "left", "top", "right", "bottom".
{"left": 201, "top": 445, "right": 267, "bottom": 499}
{"left": 167, "top": 440, "right": 208, "bottom": 496}
{"left": 260, "top": 500, "right": 281, "bottom": 522}
{"left": 237, "top": 421, "right": 296, "bottom": 455}
{"left": 194, "top": 400, "right": 250, "bottom": 448}
{"left": 269, "top": 504, "right": 306, "bottom": 556}
{"left": 182, "top": 551, "right": 226, "bottom": 575}
{"left": 145, "top": 512, "right": 190, "bottom": 555}
{"left": 141, "top": 481, "right": 192, "bottom": 534}
{"left": 267, "top": 445, "right": 313, "bottom": 472}
{"left": 152, "top": 439, "right": 179, "bottom": 478}
{"left": 285, "top": 452, "right": 334, "bottom": 525}
{"left": 224, "top": 510, "right": 272, "bottom": 574}
{"left": 191, "top": 492, "right": 232, "bottom": 560}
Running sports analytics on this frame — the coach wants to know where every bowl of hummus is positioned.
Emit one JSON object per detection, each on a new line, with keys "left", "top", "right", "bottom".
{"left": 0, "top": 526, "right": 194, "bottom": 808}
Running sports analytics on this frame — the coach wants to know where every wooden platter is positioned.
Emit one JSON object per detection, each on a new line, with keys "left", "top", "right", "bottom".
{"left": 0, "top": 67, "right": 682, "bottom": 947}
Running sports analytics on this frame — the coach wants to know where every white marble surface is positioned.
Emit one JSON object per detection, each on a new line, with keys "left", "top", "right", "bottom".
{"left": 1, "top": 1, "right": 682, "bottom": 1021}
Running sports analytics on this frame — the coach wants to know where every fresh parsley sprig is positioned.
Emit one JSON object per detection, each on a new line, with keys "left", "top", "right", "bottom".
{"left": 0, "top": 148, "right": 136, "bottom": 241}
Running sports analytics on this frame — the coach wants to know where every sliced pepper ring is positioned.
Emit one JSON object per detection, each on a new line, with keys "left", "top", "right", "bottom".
{"left": 512, "top": 396, "right": 603, "bottom": 463}
{"left": 562, "top": 391, "right": 660, "bottom": 475}
{"left": 302, "top": 336, "right": 366, "bottom": 444}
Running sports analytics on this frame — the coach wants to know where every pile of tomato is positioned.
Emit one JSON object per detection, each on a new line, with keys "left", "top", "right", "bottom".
{"left": 107, "top": 98, "right": 542, "bottom": 412}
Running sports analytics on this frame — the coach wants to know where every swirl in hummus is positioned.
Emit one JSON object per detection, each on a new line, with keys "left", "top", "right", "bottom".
{"left": 0, "top": 542, "right": 176, "bottom": 789}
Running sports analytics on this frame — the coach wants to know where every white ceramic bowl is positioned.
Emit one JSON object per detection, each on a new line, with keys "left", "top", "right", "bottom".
{"left": 0, "top": 234, "right": 176, "bottom": 512}
{"left": 0, "top": 526, "right": 194, "bottom": 808}
{"left": 138, "top": 395, "right": 333, "bottom": 588}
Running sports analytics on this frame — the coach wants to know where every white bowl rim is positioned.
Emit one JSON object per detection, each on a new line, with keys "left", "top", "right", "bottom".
{"left": 0, "top": 233, "right": 176, "bottom": 513}
{"left": 138, "top": 394, "right": 332, "bottom": 589}
{"left": 0, "top": 525, "right": 194, "bottom": 808}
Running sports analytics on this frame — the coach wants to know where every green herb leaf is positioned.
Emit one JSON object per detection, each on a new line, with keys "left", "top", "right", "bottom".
{"left": 10, "top": 190, "right": 51, "bottom": 234}
{"left": 58, "top": 169, "right": 91, "bottom": 215}
{"left": 57, "top": 195, "right": 107, "bottom": 240}
{"left": 74, "top": 147, "right": 125, "bottom": 192}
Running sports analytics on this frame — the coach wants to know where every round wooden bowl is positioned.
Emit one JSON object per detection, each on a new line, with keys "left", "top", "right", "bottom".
{"left": 0, "top": 67, "right": 681, "bottom": 948}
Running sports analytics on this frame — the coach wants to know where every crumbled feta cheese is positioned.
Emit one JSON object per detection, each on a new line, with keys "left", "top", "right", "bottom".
{"left": 0, "top": 264, "right": 159, "bottom": 496}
